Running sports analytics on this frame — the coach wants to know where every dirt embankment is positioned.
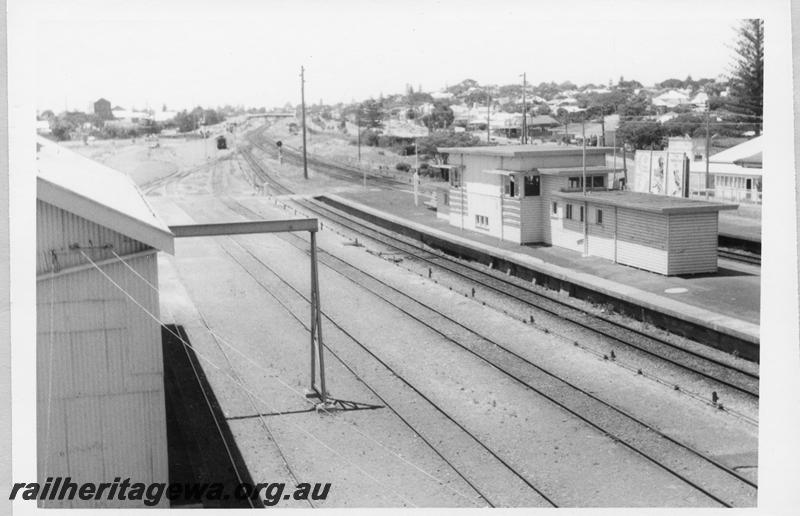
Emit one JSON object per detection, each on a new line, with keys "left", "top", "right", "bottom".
{"left": 65, "top": 137, "right": 225, "bottom": 186}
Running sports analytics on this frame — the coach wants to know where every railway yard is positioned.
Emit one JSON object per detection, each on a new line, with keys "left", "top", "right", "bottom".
{"left": 92, "top": 121, "right": 760, "bottom": 507}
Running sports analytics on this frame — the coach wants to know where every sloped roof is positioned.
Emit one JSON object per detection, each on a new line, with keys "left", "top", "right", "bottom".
{"left": 36, "top": 138, "right": 174, "bottom": 253}
{"left": 734, "top": 152, "right": 762, "bottom": 168}
{"left": 554, "top": 190, "right": 738, "bottom": 213}
{"left": 709, "top": 136, "right": 763, "bottom": 166}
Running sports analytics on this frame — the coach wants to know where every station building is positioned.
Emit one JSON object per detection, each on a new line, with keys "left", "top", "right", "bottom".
{"left": 437, "top": 144, "right": 737, "bottom": 275}
{"left": 36, "top": 139, "right": 173, "bottom": 507}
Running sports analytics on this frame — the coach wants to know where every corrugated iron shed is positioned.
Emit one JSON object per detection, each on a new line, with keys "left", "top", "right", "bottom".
{"left": 36, "top": 139, "right": 173, "bottom": 507}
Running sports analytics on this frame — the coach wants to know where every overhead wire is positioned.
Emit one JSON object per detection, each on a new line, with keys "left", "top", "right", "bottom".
{"left": 82, "top": 250, "right": 440, "bottom": 508}
{"left": 109, "top": 247, "right": 487, "bottom": 507}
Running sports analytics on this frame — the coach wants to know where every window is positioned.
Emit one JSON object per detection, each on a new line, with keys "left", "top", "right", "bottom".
{"left": 694, "top": 154, "right": 704, "bottom": 161}
{"left": 450, "top": 169, "right": 462, "bottom": 188}
{"left": 552, "top": 201, "right": 558, "bottom": 215}
{"left": 524, "top": 175, "right": 540, "bottom": 196}
{"left": 475, "top": 214, "right": 489, "bottom": 228}
{"left": 579, "top": 206, "right": 585, "bottom": 222}
{"left": 565, "top": 204, "right": 573, "bottom": 220}
{"left": 568, "top": 176, "right": 583, "bottom": 189}
{"left": 596, "top": 209, "right": 603, "bottom": 225}
{"left": 503, "top": 176, "right": 516, "bottom": 197}
{"left": 591, "top": 175, "right": 605, "bottom": 188}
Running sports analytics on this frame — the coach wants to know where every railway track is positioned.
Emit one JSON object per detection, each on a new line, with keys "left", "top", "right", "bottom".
{"left": 237, "top": 145, "right": 759, "bottom": 403}
{"left": 246, "top": 127, "right": 413, "bottom": 192}
{"left": 718, "top": 248, "right": 761, "bottom": 266}
{"left": 208, "top": 194, "right": 757, "bottom": 507}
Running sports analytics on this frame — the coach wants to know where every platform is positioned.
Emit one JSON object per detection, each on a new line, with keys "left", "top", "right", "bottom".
{"left": 319, "top": 189, "right": 761, "bottom": 355}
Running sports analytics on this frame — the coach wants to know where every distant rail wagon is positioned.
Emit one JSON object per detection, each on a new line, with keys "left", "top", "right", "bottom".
{"left": 216, "top": 135, "right": 227, "bottom": 150}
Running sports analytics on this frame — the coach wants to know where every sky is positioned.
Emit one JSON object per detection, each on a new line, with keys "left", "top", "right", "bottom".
{"left": 30, "top": 0, "right": 766, "bottom": 113}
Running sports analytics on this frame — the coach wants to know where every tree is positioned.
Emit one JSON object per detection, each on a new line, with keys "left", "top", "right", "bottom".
{"left": 416, "top": 131, "right": 481, "bottom": 158}
{"left": 174, "top": 110, "right": 197, "bottom": 133}
{"left": 421, "top": 102, "right": 454, "bottom": 130}
{"left": 617, "top": 92, "right": 652, "bottom": 118}
{"left": 657, "top": 78, "right": 684, "bottom": 89}
{"left": 359, "top": 99, "right": 384, "bottom": 129}
{"left": 726, "top": 19, "right": 764, "bottom": 134}
{"left": 662, "top": 113, "right": 704, "bottom": 138}
{"left": 616, "top": 121, "right": 665, "bottom": 150}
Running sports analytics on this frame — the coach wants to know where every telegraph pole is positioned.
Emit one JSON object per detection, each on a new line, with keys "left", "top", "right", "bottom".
{"left": 521, "top": 72, "right": 528, "bottom": 144}
{"left": 487, "top": 95, "right": 491, "bottom": 143}
{"left": 582, "top": 119, "right": 588, "bottom": 257}
{"left": 301, "top": 66, "right": 309, "bottom": 180}
{"left": 704, "top": 106, "right": 710, "bottom": 191}
{"left": 581, "top": 120, "right": 587, "bottom": 195}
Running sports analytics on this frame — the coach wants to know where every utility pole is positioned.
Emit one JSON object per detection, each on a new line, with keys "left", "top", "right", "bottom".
{"left": 581, "top": 120, "right": 587, "bottom": 195}
{"left": 301, "top": 66, "right": 309, "bottom": 180}
{"left": 413, "top": 138, "right": 419, "bottom": 207}
{"left": 356, "top": 111, "right": 362, "bottom": 163}
{"left": 704, "top": 105, "right": 710, "bottom": 191}
{"left": 521, "top": 72, "right": 528, "bottom": 144}
{"left": 487, "top": 95, "right": 491, "bottom": 144}
{"left": 582, "top": 119, "right": 588, "bottom": 257}
{"left": 600, "top": 114, "right": 605, "bottom": 147}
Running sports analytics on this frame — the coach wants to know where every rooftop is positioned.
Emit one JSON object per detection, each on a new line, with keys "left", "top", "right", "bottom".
{"left": 710, "top": 136, "right": 763, "bottom": 166}
{"left": 538, "top": 165, "right": 619, "bottom": 176}
{"left": 553, "top": 189, "right": 738, "bottom": 214}
{"left": 37, "top": 137, "right": 174, "bottom": 253}
{"left": 438, "top": 144, "right": 610, "bottom": 157}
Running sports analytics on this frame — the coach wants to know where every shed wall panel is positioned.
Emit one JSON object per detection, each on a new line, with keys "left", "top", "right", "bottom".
{"left": 615, "top": 209, "right": 669, "bottom": 273}
{"left": 667, "top": 212, "right": 718, "bottom": 275}
{"left": 37, "top": 250, "right": 167, "bottom": 507}
{"left": 587, "top": 206, "right": 616, "bottom": 260}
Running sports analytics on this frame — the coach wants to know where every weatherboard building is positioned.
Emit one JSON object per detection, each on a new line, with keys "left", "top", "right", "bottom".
{"left": 437, "top": 145, "right": 737, "bottom": 275}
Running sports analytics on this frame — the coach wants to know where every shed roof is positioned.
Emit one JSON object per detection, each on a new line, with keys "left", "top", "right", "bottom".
{"left": 37, "top": 138, "right": 174, "bottom": 253}
{"left": 709, "top": 136, "right": 762, "bottom": 166}
{"left": 553, "top": 190, "right": 738, "bottom": 214}
{"left": 538, "top": 165, "right": 618, "bottom": 176}
{"left": 734, "top": 152, "right": 762, "bottom": 168}
{"left": 438, "top": 144, "right": 610, "bottom": 157}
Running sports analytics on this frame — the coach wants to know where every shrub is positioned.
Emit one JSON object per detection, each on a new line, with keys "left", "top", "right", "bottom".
{"left": 396, "top": 162, "right": 411, "bottom": 172}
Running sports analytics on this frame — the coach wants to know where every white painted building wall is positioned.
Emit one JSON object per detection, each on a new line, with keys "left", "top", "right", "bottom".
{"left": 36, "top": 201, "right": 168, "bottom": 508}
{"left": 615, "top": 210, "right": 669, "bottom": 274}
{"left": 586, "top": 205, "right": 616, "bottom": 260}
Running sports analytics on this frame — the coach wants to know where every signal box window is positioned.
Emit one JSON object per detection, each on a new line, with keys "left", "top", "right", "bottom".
{"left": 591, "top": 175, "right": 605, "bottom": 188}
{"left": 596, "top": 209, "right": 603, "bottom": 225}
{"left": 579, "top": 206, "right": 585, "bottom": 222}
{"left": 475, "top": 215, "right": 489, "bottom": 228}
{"left": 450, "top": 169, "right": 462, "bottom": 188}
{"left": 565, "top": 204, "right": 573, "bottom": 220}
{"left": 552, "top": 201, "right": 558, "bottom": 215}
{"left": 524, "top": 176, "right": 540, "bottom": 196}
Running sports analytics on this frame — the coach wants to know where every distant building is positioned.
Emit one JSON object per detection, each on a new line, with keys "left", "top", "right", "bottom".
{"left": 93, "top": 98, "right": 113, "bottom": 120}
{"left": 652, "top": 89, "right": 691, "bottom": 109}
{"left": 692, "top": 136, "right": 763, "bottom": 204}
{"left": 632, "top": 136, "right": 763, "bottom": 205}
{"left": 437, "top": 144, "right": 736, "bottom": 275}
